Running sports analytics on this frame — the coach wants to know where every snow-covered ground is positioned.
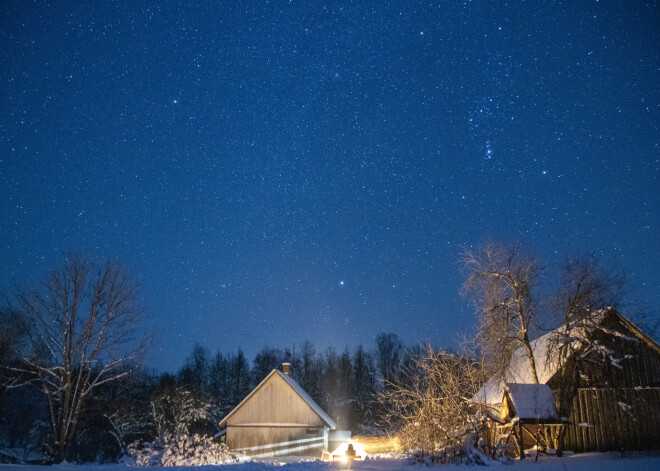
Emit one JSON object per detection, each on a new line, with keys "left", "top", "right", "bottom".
{"left": 2, "top": 452, "right": 660, "bottom": 471}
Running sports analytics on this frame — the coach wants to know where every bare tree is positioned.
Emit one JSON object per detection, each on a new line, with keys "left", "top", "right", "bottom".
{"left": 105, "top": 408, "right": 152, "bottom": 456}
{"left": 547, "top": 254, "right": 625, "bottom": 417}
{"left": 461, "top": 242, "right": 540, "bottom": 384}
{"left": 555, "top": 253, "right": 624, "bottom": 328}
{"left": 378, "top": 345, "right": 487, "bottom": 463}
{"left": 6, "top": 254, "right": 147, "bottom": 462}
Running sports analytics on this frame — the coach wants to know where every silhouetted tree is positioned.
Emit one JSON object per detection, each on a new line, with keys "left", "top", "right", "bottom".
{"left": 178, "top": 343, "right": 210, "bottom": 394}
{"left": 227, "top": 348, "right": 251, "bottom": 407}
{"left": 251, "top": 347, "right": 283, "bottom": 386}
{"left": 352, "top": 345, "right": 376, "bottom": 426}
{"left": 5, "top": 254, "right": 148, "bottom": 462}
{"left": 297, "top": 341, "right": 323, "bottom": 403}
{"left": 375, "top": 333, "right": 403, "bottom": 385}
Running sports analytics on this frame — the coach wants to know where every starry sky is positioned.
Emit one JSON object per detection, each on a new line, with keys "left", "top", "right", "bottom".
{"left": 1, "top": 0, "right": 658, "bottom": 372}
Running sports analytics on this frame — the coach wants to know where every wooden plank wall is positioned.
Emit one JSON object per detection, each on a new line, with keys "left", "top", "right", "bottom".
{"left": 563, "top": 388, "right": 660, "bottom": 452}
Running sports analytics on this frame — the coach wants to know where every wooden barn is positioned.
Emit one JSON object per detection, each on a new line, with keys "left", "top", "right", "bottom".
{"left": 219, "top": 363, "right": 336, "bottom": 458}
{"left": 478, "top": 308, "right": 660, "bottom": 455}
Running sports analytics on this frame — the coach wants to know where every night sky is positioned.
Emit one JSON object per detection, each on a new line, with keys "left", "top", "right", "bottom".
{"left": 1, "top": 1, "right": 658, "bottom": 372}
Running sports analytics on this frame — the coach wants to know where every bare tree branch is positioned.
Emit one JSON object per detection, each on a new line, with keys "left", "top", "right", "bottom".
{"left": 4, "top": 253, "right": 148, "bottom": 462}
{"left": 461, "top": 242, "right": 541, "bottom": 384}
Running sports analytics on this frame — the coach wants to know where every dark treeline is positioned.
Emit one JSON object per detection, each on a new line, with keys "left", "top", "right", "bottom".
{"left": 170, "top": 333, "right": 407, "bottom": 432}
{"left": 0, "top": 332, "right": 406, "bottom": 463}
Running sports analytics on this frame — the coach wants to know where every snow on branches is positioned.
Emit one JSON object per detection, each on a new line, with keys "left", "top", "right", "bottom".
{"left": 124, "top": 434, "right": 247, "bottom": 466}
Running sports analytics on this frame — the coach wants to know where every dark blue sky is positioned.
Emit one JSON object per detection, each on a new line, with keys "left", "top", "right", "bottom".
{"left": 1, "top": 1, "right": 658, "bottom": 371}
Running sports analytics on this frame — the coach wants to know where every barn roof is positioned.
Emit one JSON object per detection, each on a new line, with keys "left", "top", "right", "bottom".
{"left": 504, "top": 383, "right": 558, "bottom": 421}
{"left": 474, "top": 308, "right": 659, "bottom": 407}
{"left": 219, "top": 369, "right": 337, "bottom": 429}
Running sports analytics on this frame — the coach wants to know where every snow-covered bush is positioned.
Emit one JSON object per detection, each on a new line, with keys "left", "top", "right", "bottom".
{"left": 124, "top": 433, "right": 248, "bottom": 466}
{"left": 119, "top": 388, "right": 239, "bottom": 466}
{"left": 378, "top": 346, "right": 488, "bottom": 463}
{"left": 151, "top": 388, "right": 214, "bottom": 437}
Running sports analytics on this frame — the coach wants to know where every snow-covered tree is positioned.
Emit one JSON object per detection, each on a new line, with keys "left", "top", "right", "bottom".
{"left": 151, "top": 388, "right": 214, "bottom": 438}
{"left": 6, "top": 254, "right": 148, "bottom": 462}
{"left": 125, "top": 433, "right": 246, "bottom": 466}
{"left": 123, "top": 387, "right": 240, "bottom": 467}
{"left": 462, "top": 242, "right": 541, "bottom": 384}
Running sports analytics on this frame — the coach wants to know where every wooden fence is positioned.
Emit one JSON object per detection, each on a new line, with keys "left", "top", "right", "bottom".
{"left": 562, "top": 388, "right": 660, "bottom": 452}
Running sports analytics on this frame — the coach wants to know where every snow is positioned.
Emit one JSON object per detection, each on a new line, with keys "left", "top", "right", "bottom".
{"left": 123, "top": 434, "right": 247, "bottom": 467}
{"left": 618, "top": 402, "right": 632, "bottom": 413}
{"left": 474, "top": 308, "right": 639, "bottom": 409}
{"left": 505, "top": 383, "right": 558, "bottom": 420}
{"left": 0, "top": 448, "right": 47, "bottom": 464}
{"left": 2, "top": 453, "right": 660, "bottom": 470}
{"left": 473, "top": 327, "right": 571, "bottom": 407}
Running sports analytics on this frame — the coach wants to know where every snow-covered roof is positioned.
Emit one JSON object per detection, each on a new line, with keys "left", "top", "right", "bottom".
{"left": 504, "top": 383, "right": 558, "bottom": 420}
{"left": 474, "top": 308, "right": 660, "bottom": 409}
{"left": 219, "top": 369, "right": 336, "bottom": 429}
{"left": 473, "top": 328, "right": 568, "bottom": 407}
{"left": 474, "top": 312, "right": 602, "bottom": 406}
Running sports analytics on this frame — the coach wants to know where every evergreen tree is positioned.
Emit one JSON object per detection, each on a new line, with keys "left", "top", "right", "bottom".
{"left": 177, "top": 343, "right": 211, "bottom": 394}
{"left": 352, "top": 345, "right": 376, "bottom": 426}
{"left": 251, "top": 347, "right": 283, "bottom": 386}
{"left": 227, "top": 349, "right": 251, "bottom": 407}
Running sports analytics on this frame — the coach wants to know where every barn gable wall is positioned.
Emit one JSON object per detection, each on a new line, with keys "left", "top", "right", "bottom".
{"left": 227, "top": 372, "right": 324, "bottom": 426}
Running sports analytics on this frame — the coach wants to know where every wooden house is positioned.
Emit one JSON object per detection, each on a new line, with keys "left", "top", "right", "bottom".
{"left": 219, "top": 363, "right": 336, "bottom": 458}
{"left": 478, "top": 309, "right": 660, "bottom": 455}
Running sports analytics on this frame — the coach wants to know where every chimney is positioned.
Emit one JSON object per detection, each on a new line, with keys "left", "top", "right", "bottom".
{"left": 282, "top": 362, "right": 291, "bottom": 376}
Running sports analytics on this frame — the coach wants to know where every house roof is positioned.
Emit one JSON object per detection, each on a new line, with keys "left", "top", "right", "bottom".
{"left": 474, "top": 308, "right": 658, "bottom": 406}
{"left": 219, "top": 369, "right": 336, "bottom": 429}
{"left": 504, "top": 383, "right": 558, "bottom": 421}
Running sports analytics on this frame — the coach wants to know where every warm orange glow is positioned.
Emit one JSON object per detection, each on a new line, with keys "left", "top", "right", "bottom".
{"left": 500, "top": 395, "right": 511, "bottom": 421}
{"left": 351, "top": 436, "right": 401, "bottom": 454}
{"left": 325, "top": 440, "right": 367, "bottom": 462}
